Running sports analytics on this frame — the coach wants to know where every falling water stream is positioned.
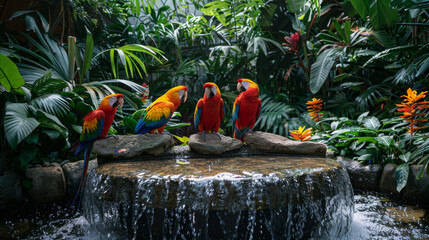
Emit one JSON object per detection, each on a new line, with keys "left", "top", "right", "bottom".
{"left": 1, "top": 156, "right": 428, "bottom": 239}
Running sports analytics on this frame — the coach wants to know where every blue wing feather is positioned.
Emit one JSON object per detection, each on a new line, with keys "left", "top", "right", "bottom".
{"left": 135, "top": 102, "right": 174, "bottom": 134}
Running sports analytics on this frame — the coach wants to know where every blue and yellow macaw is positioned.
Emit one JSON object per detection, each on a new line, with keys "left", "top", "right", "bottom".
{"left": 135, "top": 86, "right": 188, "bottom": 134}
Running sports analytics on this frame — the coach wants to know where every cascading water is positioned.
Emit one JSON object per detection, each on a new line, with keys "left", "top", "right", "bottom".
{"left": 83, "top": 156, "right": 354, "bottom": 239}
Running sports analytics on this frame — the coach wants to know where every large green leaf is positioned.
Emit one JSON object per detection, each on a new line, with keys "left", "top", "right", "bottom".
{"left": 32, "top": 71, "right": 67, "bottom": 95}
{"left": 310, "top": 48, "right": 340, "bottom": 93}
{"left": 287, "top": 0, "right": 306, "bottom": 13}
{"left": 375, "top": 136, "right": 394, "bottom": 147}
{"left": 4, "top": 102, "right": 40, "bottom": 150}
{"left": 0, "top": 53, "right": 25, "bottom": 94}
{"left": 370, "top": 0, "right": 398, "bottom": 30}
{"left": 395, "top": 163, "right": 409, "bottom": 192}
{"left": 363, "top": 116, "right": 381, "bottom": 129}
{"left": 29, "top": 106, "right": 69, "bottom": 144}
{"left": 350, "top": 0, "right": 370, "bottom": 19}
{"left": 31, "top": 94, "right": 71, "bottom": 117}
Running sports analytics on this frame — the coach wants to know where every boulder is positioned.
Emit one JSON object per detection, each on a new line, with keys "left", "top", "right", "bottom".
{"left": 337, "top": 157, "right": 383, "bottom": 191}
{"left": 380, "top": 163, "right": 429, "bottom": 204}
{"left": 188, "top": 133, "right": 244, "bottom": 155}
{"left": 0, "top": 172, "right": 22, "bottom": 209}
{"left": 244, "top": 131, "right": 327, "bottom": 157}
{"left": 379, "top": 163, "right": 399, "bottom": 194}
{"left": 402, "top": 165, "right": 429, "bottom": 204}
{"left": 62, "top": 159, "right": 98, "bottom": 198}
{"left": 92, "top": 134, "right": 175, "bottom": 159}
{"left": 25, "top": 166, "right": 66, "bottom": 204}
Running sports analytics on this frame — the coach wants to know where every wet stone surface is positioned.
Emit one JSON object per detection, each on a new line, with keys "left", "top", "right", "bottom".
{"left": 83, "top": 156, "right": 354, "bottom": 239}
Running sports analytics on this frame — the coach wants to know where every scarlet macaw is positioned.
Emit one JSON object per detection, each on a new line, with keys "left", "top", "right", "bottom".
{"left": 194, "top": 82, "right": 225, "bottom": 140}
{"left": 232, "top": 79, "right": 261, "bottom": 142}
{"left": 74, "top": 93, "right": 124, "bottom": 207}
{"left": 135, "top": 86, "right": 188, "bottom": 134}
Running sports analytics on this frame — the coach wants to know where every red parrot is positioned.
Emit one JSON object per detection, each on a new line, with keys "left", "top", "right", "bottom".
{"left": 194, "top": 82, "right": 225, "bottom": 140}
{"left": 232, "top": 79, "right": 261, "bottom": 142}
{"left": 135, "top": 86, "right": 187, "bottom": 134}
{"left": 74, "top": 93, "right": 124, "bottom": 207}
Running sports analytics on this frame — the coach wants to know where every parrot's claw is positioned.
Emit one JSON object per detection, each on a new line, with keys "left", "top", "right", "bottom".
{"left": 215, "top": 132, "right": 222, "bottom": 140}
{"left": 162, "top": 131, "right": 174, "bottom": 137}
{"left": 106, "top": 134, "right": 119, "bottom": 140}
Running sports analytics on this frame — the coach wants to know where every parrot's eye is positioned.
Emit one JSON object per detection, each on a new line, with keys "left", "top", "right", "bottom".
{"left": 179, "top": 90, "right": 185, "bottom": 99}
{"left": 211, "top": 86, "right": 217, "bottom": 96}
{"left": 241, "top": 81, "right": 250, "bottom": 90}
{"left": 109, "top": 96, "right": 117, "bottom": 106}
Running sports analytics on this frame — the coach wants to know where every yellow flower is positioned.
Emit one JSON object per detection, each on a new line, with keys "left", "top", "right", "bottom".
{"left": 306, "top": 98, "right": 323, "bottom": 122}
{"left": 289, "top": 126, "right": 312, "bottom": 142}
{"left": 396, "top": 88, "right": 429, "bottom": 135}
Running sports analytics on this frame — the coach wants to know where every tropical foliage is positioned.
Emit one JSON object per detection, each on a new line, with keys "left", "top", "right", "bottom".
{"left": 0, "top": 0, "right": 428, "bottom": 191}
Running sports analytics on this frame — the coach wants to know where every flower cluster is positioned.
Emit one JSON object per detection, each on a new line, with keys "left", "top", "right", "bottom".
{"left": 396, "top": 88, "right": 429, "bottom": 135}
{"left": 140, "top": 83, "right": 150, "bottom": 102}
{"left": 283, "top": 31, "right": 301, "bottom": 52}
{"left": 306, "top": 98, "right": 323, "bottom": 122}
{"left": 289, "top": 126, "right": 312, "bottom": 142}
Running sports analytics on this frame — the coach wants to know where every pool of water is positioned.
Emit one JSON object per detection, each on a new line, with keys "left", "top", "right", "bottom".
{"left": 1, "top": 192, "right": 428, "bottom": 239}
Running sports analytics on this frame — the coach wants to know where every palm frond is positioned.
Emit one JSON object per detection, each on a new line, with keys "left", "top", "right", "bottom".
{"left": 31, "top": 94, "right": 71, "bottom": 117}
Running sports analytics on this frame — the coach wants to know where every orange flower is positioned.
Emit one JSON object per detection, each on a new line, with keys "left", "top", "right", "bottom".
{"left": 289, "top": 126, "right": 312, "bottom": 142}
{"left": 306, "top": 98, "right": 323, "bottom": 122}
{"left": 396, "top": 88, "right": 429, "bottom": 135}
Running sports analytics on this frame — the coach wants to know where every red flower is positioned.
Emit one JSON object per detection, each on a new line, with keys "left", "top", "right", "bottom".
{"left": 140, "top": 83, "right": 150, "bottom": 102}
{"left": 283, "top": 30, "right": 301, "bottom": 52}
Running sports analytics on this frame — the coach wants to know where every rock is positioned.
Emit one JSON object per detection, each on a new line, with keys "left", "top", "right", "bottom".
{"left": 337, "top": 157, "right": 383, "bottom": 191}
{"left": 50, "top": 162, "right": 60, "bottom": 167}
{"left": 42, "top": 162, "right": 50, "bottom": 167}
{"left": 326, "top": 150, "right": 335, "bottom": 159}
{"left": 402, "top": 165, "right": 429, "bottom": 204}
{"left": 380, "top": 164, "right": 429, "bottom": 204}
{"left": 92, "top": 134, "right": 174, "bottom": 159}
{"left": 62, "top": 159, "right": 98, "bottom": 198}
{"left": 188, "top": 133, "right": 244, "bottom": 155}
{"left": 379, "top": 163, "right": 399, "bottom": 194}
{"left": 244, "top": 131, "right": 327, "bottom": 157}
{"left": 60, "top": 160, "right": 70, "bottom": 166}
{"left": 25, "top": 166, "right": 66, "bottom": 204}
{"left": 0, "top": 173, "right": 22, "bottom": 209}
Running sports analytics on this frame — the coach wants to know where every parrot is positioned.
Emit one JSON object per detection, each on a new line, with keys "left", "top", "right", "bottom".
{"left": 194, "top": 82, "right": 225, "bottom": 140}
{"left": 73, "top": 93, "right": 124, "bottom": 208}
{"left": 135, "top": 86, "right": 188, "bottom": 134}
{"left": 232, "top": 79, "right": 261, "bottom": 142}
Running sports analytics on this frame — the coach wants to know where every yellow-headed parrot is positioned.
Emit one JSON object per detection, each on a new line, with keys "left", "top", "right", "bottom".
{"left": 232, "top": 79, "right": 261, "bottom": 142}
{"left": 74, "top": 93, "right": 124, "bottom": 207}
{"left": 194, "top": 82, "right": 225, "bottom": 140}
{"left": 135, "top": 86, "right": 187, "bottom": 134}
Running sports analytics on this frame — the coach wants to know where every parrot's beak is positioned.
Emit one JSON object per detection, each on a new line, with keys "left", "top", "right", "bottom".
{"left": 118, "top": 97, "right": 124, "bottom": 107}
{"left": 184, "top": 91, "right": 188, "bottom": 102}
{"left": 237, "top": 82, "right": 247, "bottom": 93}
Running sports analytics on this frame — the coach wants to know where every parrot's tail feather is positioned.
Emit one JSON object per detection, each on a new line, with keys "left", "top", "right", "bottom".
{"left": 72, "top": 148, "right": 91, "bottom": 211}
{"left": 234, "top": 126, "right": 250, "bottom": 140}
{"left": 135, "top": 125, "right": 152, "bottom": 135}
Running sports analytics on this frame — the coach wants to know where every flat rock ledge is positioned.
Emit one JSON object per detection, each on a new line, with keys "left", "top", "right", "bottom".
{"left": 188, "top": 133, "right": 244, "bottom": 155}
{"left": 93, "top": 134, "right": 174, "bottom": 159}
{"left": 244, "top": 131, "right": 327, "bottom": 157}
